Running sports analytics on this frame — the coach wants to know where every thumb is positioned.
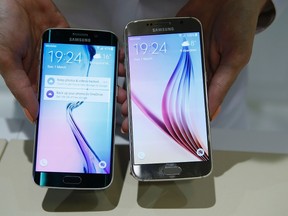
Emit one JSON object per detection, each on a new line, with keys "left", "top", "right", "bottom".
{"left": 0, "top": 54, "right": 39, "bottom": 122}
{"left": 207, "top": 63, "right": 241, "bottom": 120}
{"left": 5, "top": 69, "right": 38, "bottom": 122}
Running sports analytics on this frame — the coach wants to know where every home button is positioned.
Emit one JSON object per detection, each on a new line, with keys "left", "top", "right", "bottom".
{"left": 63, "top": 176, "right": 82, "bottom": 185}
{"left": 163, "top": 165, "right": 182, "bottom": 176}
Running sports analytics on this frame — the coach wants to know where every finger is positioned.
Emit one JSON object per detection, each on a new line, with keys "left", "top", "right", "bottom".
{"left": 207, "top": 63, "right": 240, "bottom": 120}
{"left": 118, "top": 61, "right": 126, "bottom": 77}
{"left": 119, "top": 47, "right": 125, "bottom": 62}
{"left": 0, "top": 52, "right": 39, "bottom": 121}
{"left": 121, "top": 99, "right": 128, "bottom": 117}
{"left": 117, "top": 86, "right": 127, "bottom": 104}
{"left": 211, "top": 105, "right": 221, "bottom": 121}
{"left": 118, "top": 47, "right": 126, "bottom": 77}
{"left": 2, "top": 69, "right": 38, "bottom": 122}
{"left": 121, "top": 117, "right": 129, "bottom": 134}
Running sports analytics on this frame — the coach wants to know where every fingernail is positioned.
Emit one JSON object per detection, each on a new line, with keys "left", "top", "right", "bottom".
{"left": 211, "top": 106, "right": 221, "bottom": 121}
{"left": 23, "top": 108, "right": 35, "bottom": 124}
{"left": 120, "top": 127, "right": 126, "bottom": 134}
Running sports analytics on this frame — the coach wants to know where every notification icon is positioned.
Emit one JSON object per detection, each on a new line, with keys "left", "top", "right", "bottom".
{"left": 46, "top": 90, "right": 54, "bottom": 98}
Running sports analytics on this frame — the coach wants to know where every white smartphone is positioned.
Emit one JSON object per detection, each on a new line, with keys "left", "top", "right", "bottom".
{"left": 33, "top": 28, "right": 118, "bottom": 189}
{"left": 125, "top": 17, "right": 212, "bottom": 181}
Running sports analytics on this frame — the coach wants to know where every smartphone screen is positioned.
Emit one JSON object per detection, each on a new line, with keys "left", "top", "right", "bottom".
{"left": 33, "top": 29, "right": 118, "bottom": 188}
{"left": 125, "top": 18, "right": 211, "bottom": 180}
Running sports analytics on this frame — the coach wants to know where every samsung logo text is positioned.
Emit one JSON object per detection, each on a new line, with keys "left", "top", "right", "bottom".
{"left": 69, "top": 38, "right": 91, "bottom": 43}
{"left": 152, "top": 27, "right": 175, "bottom": 33}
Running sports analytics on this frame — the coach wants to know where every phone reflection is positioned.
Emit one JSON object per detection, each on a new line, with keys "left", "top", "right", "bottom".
{"left": 137, "top": 176, "right": 216, "bottom": 208}
{"left": 41, "top": 144, "right": 129, "bottom": 212}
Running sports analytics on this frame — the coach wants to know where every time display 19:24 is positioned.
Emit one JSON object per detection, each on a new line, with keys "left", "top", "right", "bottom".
{"left": 133, "top": 42, "right": 167, "bottom": 55}
{"left": 48, "top": 50, "right": 82, "bottom": 64}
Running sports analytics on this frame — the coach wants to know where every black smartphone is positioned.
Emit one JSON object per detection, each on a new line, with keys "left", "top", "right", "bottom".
{"left": 125, "top": 17, "right": 212, "bottom": 181}
{"left": 33, "top": 28, "right": 118, "bottom": 188}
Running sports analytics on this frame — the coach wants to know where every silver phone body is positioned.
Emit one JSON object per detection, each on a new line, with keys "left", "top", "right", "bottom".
{"left": 125, "top": 17, "right": 212, "bottom": 181}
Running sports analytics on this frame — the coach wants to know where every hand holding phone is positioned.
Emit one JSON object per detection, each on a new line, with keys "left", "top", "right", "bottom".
{"left": 125, "top": 17, "right": 212, "bottom": 181}
{"left": 33, "top": 28, "right": 118, "bottom": 189}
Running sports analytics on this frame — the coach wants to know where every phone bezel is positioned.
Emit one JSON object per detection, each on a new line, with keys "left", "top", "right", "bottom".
{"left": 125, "top": 17, "right": 212, "bottom": 181}
{"left": 33, "top": 28, "right": 118, "bottom": 189}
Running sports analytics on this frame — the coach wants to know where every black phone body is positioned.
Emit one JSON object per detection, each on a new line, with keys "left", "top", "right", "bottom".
{"left": 125, "top": 17, "right": 212, "bottom": 181}
{"left": 33, "top": 28, "right": 118, "bottom": 189}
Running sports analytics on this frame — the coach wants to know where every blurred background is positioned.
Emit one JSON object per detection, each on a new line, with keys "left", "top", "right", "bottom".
{"left": 247, "top": 11, "right": 288, "bottom": 131}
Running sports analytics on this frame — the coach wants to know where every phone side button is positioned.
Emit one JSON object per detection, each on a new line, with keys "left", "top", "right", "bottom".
{"left": 63, "top": 176, "right": 82, "bottom": 185}
{"left": 163, "top": 166, "right": 182, "bottom": 176}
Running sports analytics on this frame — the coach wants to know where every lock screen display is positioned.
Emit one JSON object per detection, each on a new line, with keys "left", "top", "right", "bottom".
{"left": 35, "top": 43, "right": 116, "bottom": 174}
{"left": 128, "top": 32, "right": 209, "bottom": 165}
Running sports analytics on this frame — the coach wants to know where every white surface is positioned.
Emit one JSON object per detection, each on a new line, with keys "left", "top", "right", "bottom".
{"left": 0, "top": 138, "right": 288, "bottom": 215}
